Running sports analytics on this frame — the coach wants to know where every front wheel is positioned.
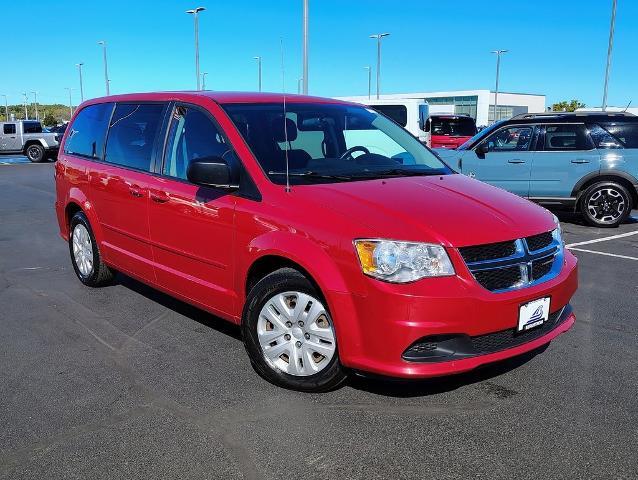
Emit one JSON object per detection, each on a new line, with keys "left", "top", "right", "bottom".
{"left": 25, "top": 144, "right": 45, "bottom": 163}
{"left": 580, "top": 181, "right": 632, "bottom": 227}
{"left": 242, "top": 268, "right": 347, "bottom": 392}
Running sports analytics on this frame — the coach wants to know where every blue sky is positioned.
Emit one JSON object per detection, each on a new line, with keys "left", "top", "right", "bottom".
{"left": 2, "top": 0, "right": 636, "bottom": 108}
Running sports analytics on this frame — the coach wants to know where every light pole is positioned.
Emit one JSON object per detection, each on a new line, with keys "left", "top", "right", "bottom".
{"left": 302, "top": 0, "right": 309, "bottom": 94}
{"left": 201, "top": 72, "right": 208, "bottom": 90}
{"left": 1, "top": 94, "right": 8, "bottom": 122}
{"left": 31, "top": 91, "right": 39, "bottom": 120}
{"left": 253, "top": 56, "right": 262, "bottom": 92}
{"left": 76, "top": 63, "right": 85, "bottom": 103}
{"left": 98, "top": 41, "right": 110, "bottom": 95}
{"left": 602, "top": 0, "right": 617, "bottom": 111}
{"left": 186, "top": 7, "right": 206, "bottom": 90}
{"left": 297, "top": 78, "right": 303, "bottom": 94}
{"left": 370, "top": 33, "right": 390, "bottom": 99}
{"left": 65, "top": 88, "right": 75, "bottom": 119}
{"left": 22, "top": 92, "right": 28, "bottom": 120}
{"left": 491, "top": 49, "right": 508, "bottom": 122}
{"left": 364, "top": 66, "right": 371, "bottom": 99}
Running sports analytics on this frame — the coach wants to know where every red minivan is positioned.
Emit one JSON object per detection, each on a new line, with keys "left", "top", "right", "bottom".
{"left": 425, "top": 114, "right": 478, "bottom": 149}
{"left": 55, "top": 92, "right": 578, "bottom": 392}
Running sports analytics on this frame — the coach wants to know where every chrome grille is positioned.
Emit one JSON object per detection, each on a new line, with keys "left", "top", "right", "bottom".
{"left": 460, "top": 230, "right": 562, "bottom": 293}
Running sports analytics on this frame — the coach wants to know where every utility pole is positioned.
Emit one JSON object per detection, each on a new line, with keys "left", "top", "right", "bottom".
{"left": 76, "top": 63, "right": 85, "bottom": 102}
{"left": 186, "top": 7, "right": 206, "bottom": 90}
{"left": 201, "top": 72, "right": 208, "bottom": 90}
{"left": 98, "top": 41, "right": 110, "bottom": 95}
{"left": 31, "top": 91, "right": 39, "bottom": 120}
{"left": 364, "top": 66, "right": 371, "bottom": 99}
{"left": 602, "top": 0, "right": 617, "bottom": 111}
{"left": 253, "top": 56, "right": 262, "bottom": 92}
{"left": 369, "top": 33, "right": 390, "bottom": 100}
{"left": 22, "top": 92, "right": 28, "bottom": 120}
{"left": 302, "top": 0, "right": 309, "bottom": 94}
{"left": 65, "top": 88, "right": 75, "bottom": 119}
{"left": 491, "top": 49, "right": 508, "bottom": 122}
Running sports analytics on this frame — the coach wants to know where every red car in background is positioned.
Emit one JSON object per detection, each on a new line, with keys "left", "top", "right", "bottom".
{"left": 55, "top": 91, "right": 577, "bottom": 392}
{"left": 425, "top": 114, "right": 477, "bottom": 149}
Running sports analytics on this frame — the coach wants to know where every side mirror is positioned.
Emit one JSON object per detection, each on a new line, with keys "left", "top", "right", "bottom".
{"left": 476, "top": 142, "right": 490, "bottom": 158}
{"left": 186, "top": 156, "right": 239, "bottom": 189}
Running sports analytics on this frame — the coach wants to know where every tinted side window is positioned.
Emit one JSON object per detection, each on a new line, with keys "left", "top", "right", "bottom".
{"left": 105, "top": 103, "right": 166, "bottom": 171}
{"left": 373, "top": 105, "right": 408, "bottom": 127}
{"left": 23, "top": 122, "right": 43, "bottom": 134}
{"left": 163, "top": 106, "right": 229, "bottom": 180}
{"left": 3, "top": 124, "right": 16, "bottom": 134}
{"left": 587, "top": 124, "right": 623, "bottom": 149}
{"left": 599, "top": 123, "right": 638, "bottom": 148}
{"left": 543, "top": 124, "right": 592, "bottom": 151}
{"left": 484, "top": 126, "right": 533, "bottom": 152}
{"left": 64, "top": 103, "right": 113, "bottom": 159}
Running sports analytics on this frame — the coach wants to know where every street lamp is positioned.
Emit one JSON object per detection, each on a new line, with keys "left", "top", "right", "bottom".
{"left": 369, "top": 33, "right": 390, "bottom": 99}
{"left": 1, "top": 94, "right": 8, "bottom": 122}
{"left": 31, "top": 91, "right": 39, "bottom": 121}
{"left": 302, "top": 0, "right": 309, "bottom": 94}
{"left": 364, "top": 66, "right": 371, "bottom": 100}
{"left": 602, "top": 0, "right": 617, "bottom": 111}
{"left": 201, "top": 72, "right": 208, "bottom": 90}
{"left": 186, "top": 7, "right": 206, "bottom": 90}
{"left": 491, "top": 49, "right": 508, "bottom": 122}
{"left": 76, "top": 63, "right": 85, "bottom": 103}
{"left": 253, "top": 56, "right": 262, "bottom": 92}
{"left": 298, "top": 78, "right": 303, "bottom": 94}
{"left": 98, "top": 41, "right": 110, "bottom": 95}
{"left": 22, "top": 92, "right": 28, "bottom": 120}
{"left": 65, "top": 88, "right": 75, "bottom": 119}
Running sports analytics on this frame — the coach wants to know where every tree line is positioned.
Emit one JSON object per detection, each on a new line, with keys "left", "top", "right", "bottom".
{"left": 1, "top": 104, "right": 72, "bottom": 126}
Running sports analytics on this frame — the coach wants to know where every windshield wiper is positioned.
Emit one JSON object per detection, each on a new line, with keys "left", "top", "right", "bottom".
{"left": 351, "top": 168, "right": 442, "bottom": 178}
{"left": 267, "top": 170, "right": 355, "bottom": 181}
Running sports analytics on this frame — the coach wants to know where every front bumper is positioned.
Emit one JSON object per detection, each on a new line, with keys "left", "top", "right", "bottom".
{"left": 327, "top": 250, "right": 578, "bottom": 378}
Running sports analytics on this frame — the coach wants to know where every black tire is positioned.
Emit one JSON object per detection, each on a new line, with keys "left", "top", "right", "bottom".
{"left": 69, "top": 212, "right": 114, "bottom": 287}
{"left": 242, "top": 268, "right": 347, "bottom": 392}
{"left": 25, "top": 144, "right": 45, "bottom": 163}
{"left": 580, "top": 181, "right": 632, "bottom": 228}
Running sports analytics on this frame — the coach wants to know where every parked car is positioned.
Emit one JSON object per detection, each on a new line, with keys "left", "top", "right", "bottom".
{"left": 55, "top": 92, "right": 578, "bottom": 392}
{"left": 424, "top": 114, "right": 477, "bottom": 149}
{"left": 337, "top": 97, "right": 430, "bottom": 144}
{"left": 436, "top": 111, "right": 638, "bottom": 227}
{"left": 0, "top": 120, "right": 60, "bottom": 162}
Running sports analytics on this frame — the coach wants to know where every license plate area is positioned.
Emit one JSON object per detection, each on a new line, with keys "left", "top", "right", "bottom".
{"left": 518, "top": 297, "right": 551, "bottom": 332}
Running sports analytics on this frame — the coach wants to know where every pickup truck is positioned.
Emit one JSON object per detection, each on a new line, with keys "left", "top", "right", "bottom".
{"left": 0, "top": 120, "right": 60, "bottom": 162}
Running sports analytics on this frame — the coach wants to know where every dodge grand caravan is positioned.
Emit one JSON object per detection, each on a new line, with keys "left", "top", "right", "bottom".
{"left": 55, "top": 92, "right": 578, "bottom": 392}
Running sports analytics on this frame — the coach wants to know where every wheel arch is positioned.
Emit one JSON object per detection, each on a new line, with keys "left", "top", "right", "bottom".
{"left": 572, "top": 170, "right": 638, "bottom": 209}
{"left": 63, "top": 188, "right": 104, "bottom": 244}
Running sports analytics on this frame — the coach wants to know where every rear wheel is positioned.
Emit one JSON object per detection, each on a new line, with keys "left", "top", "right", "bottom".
{"left": 242, "top": 268, "right": 347, "bottom": 392}
{"left": 25, "top": 144, "right": 45, "bottom": 163}
{"left": 69, "top": 212, "right": 114, "bottom": 286}
{"left": 580, "top": 181, "right": 631, "bottom": 227}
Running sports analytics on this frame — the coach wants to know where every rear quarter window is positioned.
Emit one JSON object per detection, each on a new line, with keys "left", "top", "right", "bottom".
{"left": 3, "top": 124, "right": 16, "bottom": 135}
{"left": 599, "top": 123, "right": 638, "bottom": 148}
{"left": 64, "top": 103, "right": 113, "bottom": 159}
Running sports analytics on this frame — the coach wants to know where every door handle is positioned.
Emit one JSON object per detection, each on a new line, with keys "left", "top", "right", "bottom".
{"left": 150, "top": 192, "right": 170, "bottom": 203}
{"left": 571, "top": 159, "right": 590, "bottom": 164}
{"left": 129, "top": 186, "right": 144, "bottom": 198}
{"left": 508, "top": 159, "right": 525, "bottom": 164}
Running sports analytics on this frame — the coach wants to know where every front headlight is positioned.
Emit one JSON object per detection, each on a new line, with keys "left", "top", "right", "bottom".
{"left": 354, "top": 239, "right": 455, "bottom": 283}
{"left": 551, "top": 214, "right": 564, "bottom": 245}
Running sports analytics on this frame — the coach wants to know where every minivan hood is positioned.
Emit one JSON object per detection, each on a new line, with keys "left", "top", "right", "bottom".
{"left": 293, "top": 174, "right": 555, "bottom": 247}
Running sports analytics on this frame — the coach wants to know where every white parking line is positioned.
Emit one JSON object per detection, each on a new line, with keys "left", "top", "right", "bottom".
{"left": 566, "top": 230, "right": 638, "bottom": 248}
{"left": 568, "top": 247, "right": 638, "bottom": 261}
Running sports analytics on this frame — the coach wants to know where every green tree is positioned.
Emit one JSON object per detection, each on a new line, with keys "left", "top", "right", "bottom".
{"left": 43, "top": 113, "right": 57, "bottom": 126}
{"left": 551, "top": 99, "right": 586, "bottom": 112}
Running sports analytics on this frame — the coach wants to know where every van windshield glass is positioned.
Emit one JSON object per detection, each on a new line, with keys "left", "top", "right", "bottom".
{"left": 223, "top": 103, "right": 450, "bottom": 185}
{"left": 430, "top": 117, "right": 476, "bottom": 137}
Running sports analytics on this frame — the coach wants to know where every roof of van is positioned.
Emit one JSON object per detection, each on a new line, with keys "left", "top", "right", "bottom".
{"left": 81, "top": 91, "right": 354, "bottom": 106}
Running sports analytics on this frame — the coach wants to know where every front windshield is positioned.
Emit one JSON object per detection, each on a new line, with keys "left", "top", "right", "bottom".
{"left": 223, "top": 102, "right": 451, "bottom": 185}
{"left": 457, "top": 120, "right": 505, "bottom": 150}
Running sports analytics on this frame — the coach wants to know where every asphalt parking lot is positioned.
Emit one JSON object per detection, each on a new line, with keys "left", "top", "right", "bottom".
{"left": 1, "top": 163, "right": 637, "bottom": 480}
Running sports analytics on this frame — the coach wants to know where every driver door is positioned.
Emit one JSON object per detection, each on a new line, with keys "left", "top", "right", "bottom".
{"left": 461, "top": 124, "right": 537, "bottom": 197}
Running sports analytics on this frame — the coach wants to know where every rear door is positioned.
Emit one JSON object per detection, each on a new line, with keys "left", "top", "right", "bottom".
{"left": 89, "top": 102, "right": 167, "bottom": 282}
{"left": 146, "top": 103, "right": 237, "bottom": 316}
{"left": 1, "top": 123, "right": 21, "bottom": 151}
{"left": 461, "top": 124, "right": 536, "bottom": 197}
{"left": 529, "top": 123, "right": 600, "bottom": 199}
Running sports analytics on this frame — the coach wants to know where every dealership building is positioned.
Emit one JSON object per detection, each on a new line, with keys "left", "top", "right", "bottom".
{"left": 342, "top": 90, "right": 546, "bottom": 127}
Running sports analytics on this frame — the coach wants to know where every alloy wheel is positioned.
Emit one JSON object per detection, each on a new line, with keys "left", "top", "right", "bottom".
{"left": 27, "top": 146, "right": 41, "bottom": 161}
{"left": 257, "top": 291, "right": 336, "bottom": 376}
{"left": 587, "top": 187, "right": 626, "bottom": 224}
{"left": 72, "top": 224, "right": 94, "bottom": 276}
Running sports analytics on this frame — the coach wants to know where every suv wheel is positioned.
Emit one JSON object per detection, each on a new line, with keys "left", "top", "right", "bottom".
{"left": 242, "top": 268, "right": 347, "bottom": 392}
{"left": 580, "top": 181, "right": 632, "bottom": 227}
{"left": 69, "top": 212, "right": 115, "bottom": 286}
{"left": 25, "top": 144, "right": 45, "bottom": 163}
